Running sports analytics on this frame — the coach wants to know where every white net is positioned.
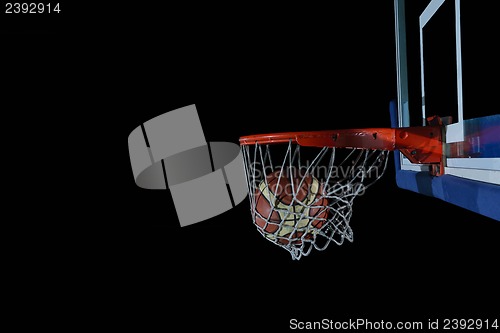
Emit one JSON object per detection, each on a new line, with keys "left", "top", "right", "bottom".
{"left": 241, "top": 141, "right": 389, "bottom": 260}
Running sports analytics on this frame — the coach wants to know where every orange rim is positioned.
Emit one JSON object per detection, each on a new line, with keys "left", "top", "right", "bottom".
{"left": 239, "top": 126, "right": 443, "bottom": 167}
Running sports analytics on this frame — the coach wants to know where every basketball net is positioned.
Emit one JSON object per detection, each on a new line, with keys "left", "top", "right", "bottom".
{"left": 241, "top": 141, "right": 389, "bottom": 260}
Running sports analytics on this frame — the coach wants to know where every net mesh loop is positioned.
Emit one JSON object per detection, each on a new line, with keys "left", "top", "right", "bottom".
{"left": 241, "top": 141, "right": 389, "bottom": 260}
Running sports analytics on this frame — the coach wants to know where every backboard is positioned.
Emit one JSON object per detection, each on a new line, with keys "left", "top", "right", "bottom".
{"left": 392, "top": 0, "right": 499, "bottom": 221}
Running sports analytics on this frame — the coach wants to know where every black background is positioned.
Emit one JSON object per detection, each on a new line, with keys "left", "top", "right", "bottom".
{"left": 2, "top": 1, "right": 498, "bottom": 330}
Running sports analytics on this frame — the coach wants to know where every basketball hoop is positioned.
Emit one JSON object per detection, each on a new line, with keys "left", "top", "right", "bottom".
{"left": 240, "top": 126, "right": 442, "bottom": 259}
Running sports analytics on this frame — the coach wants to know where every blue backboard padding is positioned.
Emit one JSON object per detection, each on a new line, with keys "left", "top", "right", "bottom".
{"left": 389, "top": 100, "right": 500, "bottom": 221}
{"left": 395, "top": 171, "right": 500, "bottom": 221}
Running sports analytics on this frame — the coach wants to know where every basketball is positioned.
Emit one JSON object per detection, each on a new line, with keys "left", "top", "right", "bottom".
{"left": 253, "top": 168, "right": 329, "bottom": 245}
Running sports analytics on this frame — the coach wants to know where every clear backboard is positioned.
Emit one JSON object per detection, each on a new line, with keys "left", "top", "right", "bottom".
{"left": 392, "top": 0, "right": 499, "bottom": 221}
